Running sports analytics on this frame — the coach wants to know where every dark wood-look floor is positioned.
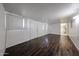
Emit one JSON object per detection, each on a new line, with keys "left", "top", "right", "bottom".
{"left": 4, "top": 34, "right": 79, "bottom": 56}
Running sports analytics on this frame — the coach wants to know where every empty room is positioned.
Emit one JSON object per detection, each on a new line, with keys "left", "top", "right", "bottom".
{"left": 0, "top": 3, "right": 79, "bottom": 56}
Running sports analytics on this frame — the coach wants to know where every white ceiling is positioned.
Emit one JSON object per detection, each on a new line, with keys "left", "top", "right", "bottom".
{"left": 3, "top": 3, "right": 79, "bottom": 24}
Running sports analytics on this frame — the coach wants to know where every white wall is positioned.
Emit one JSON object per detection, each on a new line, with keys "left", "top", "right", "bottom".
{"left": 0, "top": 4, "right": 6, "bottom": 56}
{"left": 69, "top": 19, "right": 79, "bottom": 51}
{"left": 6, "top": 13, "right": 48, "bottom": 48}
{"left": 48, "top": 23, "right": 60, "bottom": 35}
{"left": 6, "top": 12, "right": 61, "bottom": 48}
